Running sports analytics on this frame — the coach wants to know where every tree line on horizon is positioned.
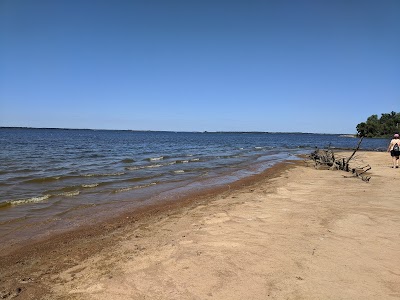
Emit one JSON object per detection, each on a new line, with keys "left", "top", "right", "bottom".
{"left": 356, "top": 111, "right": 400, "bottom": 138}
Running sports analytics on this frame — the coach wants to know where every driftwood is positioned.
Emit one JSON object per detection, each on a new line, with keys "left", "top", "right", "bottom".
{"left": 343, "top": 165, "right": 371, "bottom": 182}
{"left": 344, "top": 136, "right": 364, "bottom": 171}
{"left": 306, "top": 137, "right": 371, "bottom": 182}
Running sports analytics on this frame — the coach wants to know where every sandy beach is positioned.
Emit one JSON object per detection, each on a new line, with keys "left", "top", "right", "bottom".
{"left": 1, "top": 150, "right": 399, "bottom": 299}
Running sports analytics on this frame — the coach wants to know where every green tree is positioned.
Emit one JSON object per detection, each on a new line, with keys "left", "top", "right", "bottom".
{"left": 356, "top": 111, "right": 400, "bottom": 137}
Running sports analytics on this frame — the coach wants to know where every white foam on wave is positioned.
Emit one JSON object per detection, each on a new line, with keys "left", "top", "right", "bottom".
{"left": 58, "top": 190, "right": 80, "bottom": 197}
{"left": 114, "top": 187, "right": 133, "bottom": 193}
{"left": 147, "top": 164, "right": 163, "bottom": 168}
{"left": 255, "top": 147, "right": 263, "bottom": 149}
{"left": 149, "top": 156, "right": 163, "bottom": 161}
{"left": 11, "top": 195, "right": 51, "bottom": 206}
{"left": 114, "top": 182, "right": 157, "bottom": 193}
{"left": 126, "top": 166, "right": 140, "bottom": 170}
{"left": 190, "top": 158, "right": 200, "bottom": 162}
{"left": 174, "top": 170, "right": 185, "bottom": 174}
{"left": 84, "top": 172, "right": 125, "bottom": 177}
{"left": 109, "top": 172, "right": 125, "bottom": 176}
{"left": 82, "top": 183, "right": 99, "bottom": 188}
{"left": 126, "top": 164, "right": 165, "bottom": 171}
{"left": 175, "top": 160, "right": 189, "bottom": 164}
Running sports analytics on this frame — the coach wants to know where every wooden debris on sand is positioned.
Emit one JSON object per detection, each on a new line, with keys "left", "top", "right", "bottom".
{"left": 306, "top": 137, "right": 371, "bottom": 182}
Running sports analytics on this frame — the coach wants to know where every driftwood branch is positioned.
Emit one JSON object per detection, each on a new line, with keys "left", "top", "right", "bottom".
{"left": 344, "top": 136, "right": 364, "bottom": 171}
{"left": 344, "top": 165, "right": 371, "bottom": 181}
{"left": 306, "top": 137, "right": 370, "bottom": 182}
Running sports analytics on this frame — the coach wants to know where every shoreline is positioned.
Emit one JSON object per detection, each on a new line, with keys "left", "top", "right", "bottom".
{"left": 0, "top": 160, "right": 296, "bottom": 299}
{"left": 1, "top": 151, "right": 399, "bottom": 299}
{"left": 0, "top": 159, "right": 296, "bottom": 257}
{"left": 0, "top": 152, "right": 298, "bottom": 255}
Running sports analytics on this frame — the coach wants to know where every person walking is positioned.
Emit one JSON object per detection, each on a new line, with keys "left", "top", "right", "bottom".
{"left": 387, "top": 133, "right": 400, "bottom": 168}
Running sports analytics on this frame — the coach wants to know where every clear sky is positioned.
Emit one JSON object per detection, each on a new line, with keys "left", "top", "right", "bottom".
{"left": 0, "top": 0, "right": 399, "bottom": 133}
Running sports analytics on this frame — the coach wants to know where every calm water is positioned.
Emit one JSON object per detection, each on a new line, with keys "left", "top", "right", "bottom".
{"left": 0, "top": 128, "right": 388, "bottom": 248}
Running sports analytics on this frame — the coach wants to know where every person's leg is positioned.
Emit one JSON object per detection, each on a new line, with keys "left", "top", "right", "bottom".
{"left": 396, "top": 156, "right": 399, "bottom": 168}
{"left": 392, "top": 155, "right": 396, "bottom": 168}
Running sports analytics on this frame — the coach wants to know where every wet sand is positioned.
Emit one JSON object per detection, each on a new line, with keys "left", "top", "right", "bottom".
{"left": 1, "top": 151, "right": 399, "bottom": 299}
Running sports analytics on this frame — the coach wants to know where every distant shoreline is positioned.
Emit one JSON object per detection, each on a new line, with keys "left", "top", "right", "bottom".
{"left": 0, "top": 126, "right": 353, "bottom": 135}
{"left": 339, "top": 134, "right": 357, "bottom": 138}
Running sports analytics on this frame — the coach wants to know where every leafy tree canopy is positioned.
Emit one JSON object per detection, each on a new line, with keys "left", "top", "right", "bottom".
{"left": 356, "top": 111, "right": 400, "bottom": 138}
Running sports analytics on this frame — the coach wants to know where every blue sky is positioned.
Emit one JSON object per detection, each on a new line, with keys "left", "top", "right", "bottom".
{"left": 0, "top": 0, "right": 399, "bottom": 133}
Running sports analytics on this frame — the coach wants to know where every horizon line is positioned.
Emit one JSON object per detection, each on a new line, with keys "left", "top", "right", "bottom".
{"left": 0, "top": 126, "right": 353, "bottom": 135}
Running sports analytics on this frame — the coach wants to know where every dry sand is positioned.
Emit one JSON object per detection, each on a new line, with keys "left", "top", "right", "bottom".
{"left": 1, "top": 151, "right": 399, "bottom": 299}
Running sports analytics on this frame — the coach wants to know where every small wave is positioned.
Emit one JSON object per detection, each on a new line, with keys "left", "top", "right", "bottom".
{"left": 107, "top": 172, "right": 126, "bottom": 176}
{"left": 89, "top": 154, "right": 105, "bottom": 158}
{"left": 147, "top": 164, "right": 163, "bottom": 168}
{"left": 125, "top": 166, "right": 140, "bottom": 170}
{"left": 82, "top": 183, "right": 99, "bottom": 188}
{"left": 218, "top": 155, "right": 241, "bottom": 160}
{"left": 126, "top": 164, "right": 164, "bottom": 171}
{"left": 57, "top": 190, "right": 80, "bottom": 197}
{"left": 148, "top": 156, "right": 163, "bottom": 161}
{"left": 254, "top": 147, "right": 263, "bottom": 150}
{"left": 24, "top": 176, "right": 61, "bottom": 184}
{"left": 124, "top": 174, "right": 159, "bottom": 183}
{"left": 83, "top": 172, "right": 125, "bottom": 177}
{"left": 10, "top": 195, "right": 51, "bottom": 206}
{"left": 113, "top": 182, "right": 157, "bottom": 193}
{"left": 121, "top": 158, "right": 135, "bottom": 163}
{"left": 176, "top": 160, "right": 189, "bottom": 164}
{"left": 190, "top": 158, "right": 200, "bottom": 162}
{"left": 113, "top": 187, "right": 133, "bottom": 193}
{"left": 13, "top": 168, "right": 37, "bottom": 174}
{"left": 76, "top": 153, "right": 106, "bottom": 159}
{"left": 174, "top": 170, "right": 185, "bottom": 174}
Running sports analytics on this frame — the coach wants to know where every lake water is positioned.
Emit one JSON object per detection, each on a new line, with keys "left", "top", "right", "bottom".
{"left": 0, "top": 128, "right": 388, "bottom": 249}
